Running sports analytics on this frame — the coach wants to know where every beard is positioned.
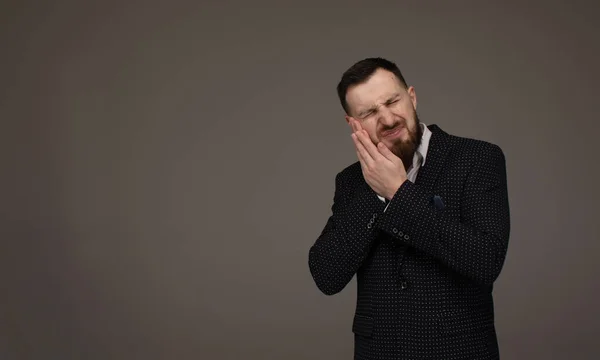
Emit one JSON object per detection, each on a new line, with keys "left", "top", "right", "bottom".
{"left": 381, "top": 110, "right": 423, "bottom": 169}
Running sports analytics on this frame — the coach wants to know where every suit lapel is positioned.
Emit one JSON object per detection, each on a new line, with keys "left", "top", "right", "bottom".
{"left": 414, "top": 124, "right": 452, "bottom": 190}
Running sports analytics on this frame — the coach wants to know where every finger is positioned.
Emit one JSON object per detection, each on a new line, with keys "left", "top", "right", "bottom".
{"left": 352, "top": 134, "right": 366, "bottom": 166}
{"left": 357, "top": 130, "right": 383, "bottom": 160}
{"left": 377, "top": 142, "right": 398, "bottom": 162}
{"left": 354, "top": 119, "right": 363, "bottom": 131}
{"left": 352, "top": 133, "right": 373, "bottom": 164}
{"left": 355, "top": 146, "right": 365, "bottom": 166}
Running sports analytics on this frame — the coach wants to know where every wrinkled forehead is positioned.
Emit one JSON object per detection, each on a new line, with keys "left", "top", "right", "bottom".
{"left": 345, "top": 69, "right": 405, "bottom": 114}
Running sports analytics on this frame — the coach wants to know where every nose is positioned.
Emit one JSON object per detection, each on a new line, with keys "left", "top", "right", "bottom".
{"left": 378, "top": 106, "right": 395, "bottom": 126}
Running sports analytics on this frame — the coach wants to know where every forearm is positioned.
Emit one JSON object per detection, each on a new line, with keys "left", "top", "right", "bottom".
{"left": 309, "top": 184, "right": 383, "bottom": 295}
{"left": 376, "top": 161, "right": 510, "bottom": 286}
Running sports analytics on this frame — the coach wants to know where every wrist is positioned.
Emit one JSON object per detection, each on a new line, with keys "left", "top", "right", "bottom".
{"left": 387, "top": 177, "right": 407, "bottom": 200}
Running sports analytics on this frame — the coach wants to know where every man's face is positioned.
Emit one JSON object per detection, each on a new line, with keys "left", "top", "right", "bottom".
{"left": 345, "top": 68, "right": 422, "bottom": 166}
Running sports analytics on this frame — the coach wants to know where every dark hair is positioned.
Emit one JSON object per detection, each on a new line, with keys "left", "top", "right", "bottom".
{"left": 336, "top": 57, "right": 408, "bottom": 115}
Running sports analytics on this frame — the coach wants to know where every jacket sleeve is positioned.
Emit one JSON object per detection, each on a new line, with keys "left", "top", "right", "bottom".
{"left": 375, "top": 144, "right": 510, "bottom": 287}
{"left": 308, "top": 171, "right": 383, "bottom": 295}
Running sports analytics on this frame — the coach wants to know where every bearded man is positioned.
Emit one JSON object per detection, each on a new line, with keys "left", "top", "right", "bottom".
{"left": 308, "top": 57, "right": 511, "bottom": 360}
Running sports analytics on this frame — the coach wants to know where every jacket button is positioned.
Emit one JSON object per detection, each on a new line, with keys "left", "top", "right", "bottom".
{"left": 404, "top": 234, "right": 409, "bottom": 240}
{"left": 400, "top": 281, "right": 408, "bottom": 290}
{"left": 392, "top": 228, "right": 398, "bottom": 234}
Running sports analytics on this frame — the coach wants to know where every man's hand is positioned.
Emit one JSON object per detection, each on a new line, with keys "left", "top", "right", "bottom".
{"left": 349, "top": 119, "right": 407, "bottom": 200}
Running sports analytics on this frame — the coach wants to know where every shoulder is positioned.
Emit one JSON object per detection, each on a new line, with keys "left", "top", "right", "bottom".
{"left": 334, "top": 161, "right": 362, "bottom": 186}
{"left": 430, "top": 124, "right": 505, "bottom": 164}
{"left": 452, "top": 135, "right": 504, "bottom": 161}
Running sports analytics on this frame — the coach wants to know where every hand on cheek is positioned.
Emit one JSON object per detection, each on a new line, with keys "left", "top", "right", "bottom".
{"left": 349, "top": 118, "right": 407, "bottom": 200}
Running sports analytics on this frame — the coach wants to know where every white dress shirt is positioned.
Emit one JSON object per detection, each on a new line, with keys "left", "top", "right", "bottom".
{"left": 377, "top": 123, "right": 432, "bottom": 211}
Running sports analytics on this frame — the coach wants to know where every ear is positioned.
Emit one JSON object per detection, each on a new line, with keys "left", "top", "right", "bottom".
{"left": 346, "top": 115, "right": 360, "bottom": 131}
{"left": 346, "top": 115, "right": 356, "bottom": 127}
{"left": 407, "top": 86, "right": 417, "bottom": 110}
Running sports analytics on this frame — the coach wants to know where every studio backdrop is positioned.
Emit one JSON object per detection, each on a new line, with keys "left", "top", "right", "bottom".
{"left": 1, "top": 0, "right": 599, "bottom": 359}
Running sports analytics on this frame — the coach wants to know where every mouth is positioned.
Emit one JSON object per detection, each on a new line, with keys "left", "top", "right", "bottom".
{"left": 381, "top": 127, "right": 404, "bottom": 139}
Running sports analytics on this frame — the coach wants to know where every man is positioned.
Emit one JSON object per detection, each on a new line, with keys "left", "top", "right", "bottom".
{"left": 308, "top": 57, "right": 510, "bottom": 360}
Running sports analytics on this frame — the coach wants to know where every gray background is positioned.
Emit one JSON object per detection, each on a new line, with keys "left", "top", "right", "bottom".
{"left": 2, "top": 0, "right": 599, "bottom": 359}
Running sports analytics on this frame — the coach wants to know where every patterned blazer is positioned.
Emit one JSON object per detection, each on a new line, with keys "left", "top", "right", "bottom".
{"left": 308, "top": 124, "right": 511, "bottom": 360}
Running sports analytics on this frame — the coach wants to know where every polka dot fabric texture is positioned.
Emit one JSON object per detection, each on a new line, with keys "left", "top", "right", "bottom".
{"left": 308, "top": 125, "right": 510, "bottom": 360}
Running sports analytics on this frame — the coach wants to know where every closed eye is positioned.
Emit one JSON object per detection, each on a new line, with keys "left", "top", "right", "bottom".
{"left": 359, "top": 110, "right": 375, "bottom": 119}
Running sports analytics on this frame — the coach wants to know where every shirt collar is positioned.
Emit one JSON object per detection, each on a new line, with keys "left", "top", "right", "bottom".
{"left": 408, "top": 122, "right": 432, "bottom": 170}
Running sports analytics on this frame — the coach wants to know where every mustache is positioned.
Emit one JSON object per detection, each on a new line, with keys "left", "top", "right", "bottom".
{"left": 379, "top": 122, "right": 406, "bottom": 136}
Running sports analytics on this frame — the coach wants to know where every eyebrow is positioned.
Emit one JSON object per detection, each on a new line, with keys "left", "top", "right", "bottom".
{"left": 387, "top": 93, "right": 401, "bottom": 102}
{"left": 358, "top": 106, "right": 376, "bottom": 118}
{"left": 357, "top": 94, "right": 401, "bottom": 118}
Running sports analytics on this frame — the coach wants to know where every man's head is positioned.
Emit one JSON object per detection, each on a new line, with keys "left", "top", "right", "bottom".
{"left": 337, "top": 57, "right": 422, "bottom": 167}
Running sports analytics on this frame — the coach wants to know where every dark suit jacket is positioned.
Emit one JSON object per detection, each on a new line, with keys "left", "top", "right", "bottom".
{"left": 308, "top": 124, "right": 510, "bottom": 360}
